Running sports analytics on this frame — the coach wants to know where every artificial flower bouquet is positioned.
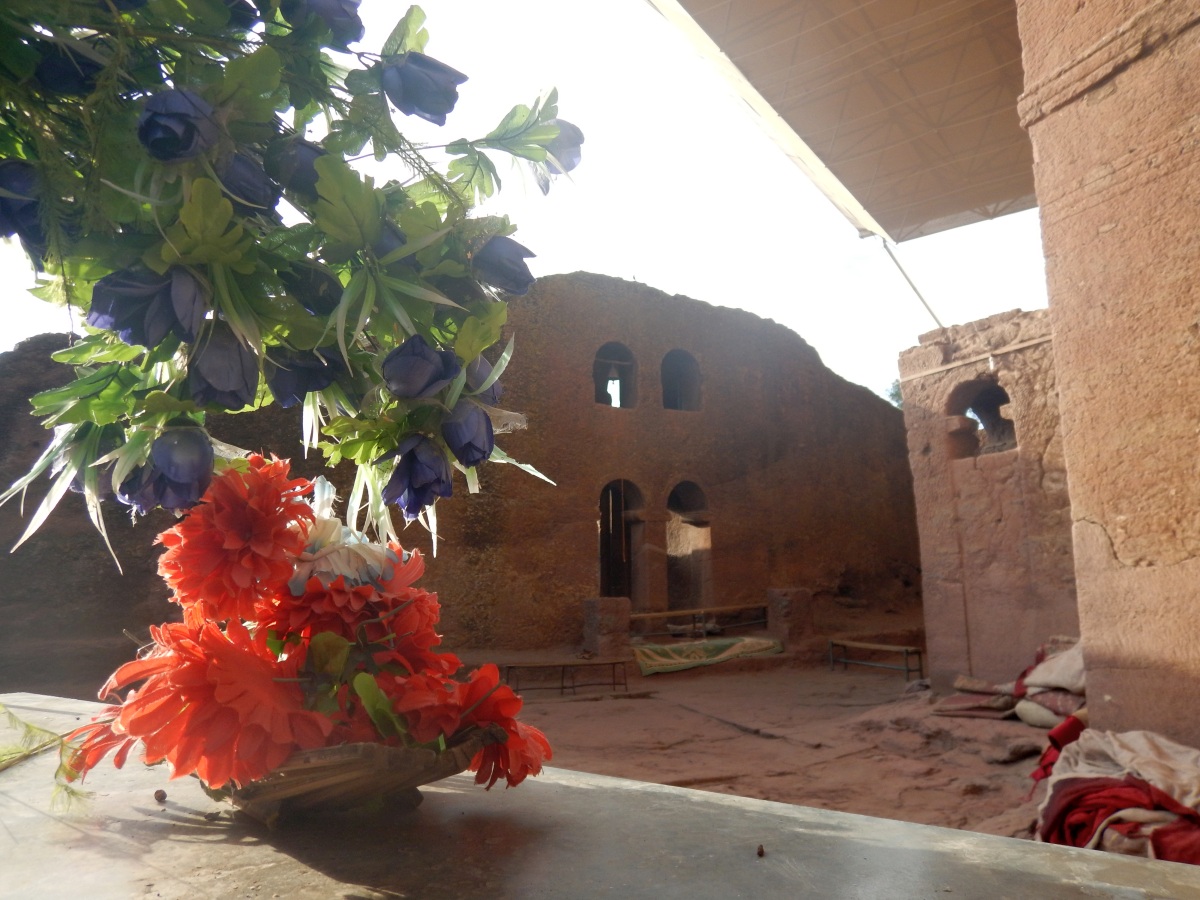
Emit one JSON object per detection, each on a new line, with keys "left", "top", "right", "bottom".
{"left": 0, "top": 0, "right": 578, "bottom": 553}
{"left": 60, "top": 455, "right": 550, "bottom": 824}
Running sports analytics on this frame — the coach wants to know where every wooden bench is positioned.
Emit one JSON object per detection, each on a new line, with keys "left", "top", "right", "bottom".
{"left": 828, "top": 638, "right": 925, "bottom": 680}
{"left": 629, "top": 603, "right": 767, "bottom": 638}
{"left": 500, "top": 658, "right": 629, "bottom": 695}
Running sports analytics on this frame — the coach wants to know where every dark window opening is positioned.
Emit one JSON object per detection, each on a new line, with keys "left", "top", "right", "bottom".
{"left": 661, "top": 349, "right": 701, "bottom": 410}
{"left": 593, "top": 342, "right": 637, "bottom": 408}
{"left": 599, "top": 480, "right": 644, "bottom": 601}
{"left": 945, "top": 379, "right": 1018, "bottom": 458}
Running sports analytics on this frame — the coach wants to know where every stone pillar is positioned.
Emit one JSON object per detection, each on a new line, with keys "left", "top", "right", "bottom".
{"left": 634, "top": 512, "right": 670, "bottom": 615}
{"left": 1016, "top": 2, "right": 1200, "bottom": 744}
{"left": 767, "top": 587, "right": 815, "bottom": 649}
{"left": 582, "top": 597, "right": 631, "bottom": 659}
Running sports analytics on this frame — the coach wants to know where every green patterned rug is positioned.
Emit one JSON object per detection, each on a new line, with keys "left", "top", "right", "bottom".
{"left": 633, "top": 636, "right": 784, "bottom": 675}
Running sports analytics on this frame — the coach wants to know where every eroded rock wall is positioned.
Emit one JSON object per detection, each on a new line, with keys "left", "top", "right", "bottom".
{"left": 1016, "top": 0, "right": 1200, "bottom": 745}
{"left": 420, "top": 273, "right": 921, "bottom": 649}
{"left": 899, "top": 310, "right": 1076, "bottom": 687}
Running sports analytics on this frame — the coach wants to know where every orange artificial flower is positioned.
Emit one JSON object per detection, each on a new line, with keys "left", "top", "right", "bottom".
{"left": 61, "top": 706, "right": 137, "bottom": 781}
{"left": 458, "top": 664, "right": 552, "bottom": 789}
{"left": 388, "top": 671, "right": 464, "bottom": 744}
{"left": 471, "top": 720, "right": 553, "bottom": 790}
{"left": 66, "top": 619, "right": 332, "bottom": 789}
{"left": 266, "top": 573, "right": 379, "bottom": 638}
{"left": 158, "top": 455, "right": 313, "bottom": 622}
{"left": 368, "top": 547, "right": 459, "bottom": 673}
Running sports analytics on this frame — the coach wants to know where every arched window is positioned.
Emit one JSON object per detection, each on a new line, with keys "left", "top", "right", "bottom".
{"left": 666, "top": 481, "right": 712, "bottom": 610}
{"left": 661, "top": 349, "right": 701, "bottom": 410}
{"left": 945, "top": 379, "right": 1018, "bottom": 458}
{"left": 593, "top": 342, "right": 636, "bottom": 408}
{"left": 599, "top": 480, "right": 644, "bottom": 601}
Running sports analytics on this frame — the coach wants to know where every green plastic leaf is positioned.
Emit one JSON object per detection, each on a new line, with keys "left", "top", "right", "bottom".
{"left": 381, "top": 6, "right": 429, "bottom": 56}
{"left": 375, "top": 273, "right": 459, "bottom": 308}
{"left": 443, "top": 367, "right": 467, "bottom": 411}
{"left": 489, "top": 444, "right": 555, "bottom": 485}
{"left": 31, "top": 365, "right": 140, "bottom": 427}
{"left": 455, "top": 305, "right": 508, "bottom": 362}
{"left": 371, "top": 277, "right": 417, "bottom": 336}
{"left": 319, "top": 416, "right": 401, "bottom": 466}
{"left": 352, "top": 672, "right": 407, "bottom": 740}
{"left": 0, "top": 423, "right": 83, "bottom": 511}
{"left": 346, "top": 91, "right": 406, "bottom": 160}
{"left": 474, "top": 90, "right": 563, "bottom": 161}
{"left": 309, "top": 632, "right": 351, "bottom": 678}
{"left": 447, "top": 149, "right": 499, "bottom": 204}
{"left": 314, "top": 158, "right": 381, "bottom": 257}
{"left": 0, "top": 23, "right": 41, "bottom": 81}
{"left": 51, "top": 334, "right": 143, "bottom": 366}
{"left": 109, "top": 429, "right": 154, "bottom": 493}
{"left": 344, "top": 66, "right": 382, "bottom": 95}
{"left": 215, "top": 46, "right": 283, "bottom": 120}
{"left": 135, "top": 391, "right": 200, "bottom": 418}
{"left": 159, "top": 179, "right": 254, "bottom": 271}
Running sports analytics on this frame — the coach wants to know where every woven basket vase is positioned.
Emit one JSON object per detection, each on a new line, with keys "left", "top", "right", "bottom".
{"left": 230, "top": 723, "right": 507, "bottom": 826}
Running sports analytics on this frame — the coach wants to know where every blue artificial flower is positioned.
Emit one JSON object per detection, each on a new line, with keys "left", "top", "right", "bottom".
{"left": 116, "top": 426, "right": 214, "bottom": 515}
{"left": 33, "top": 41, "right": 105, "bottom": 96}
{"left": 473, "top": 236, "right": 536, "bottom": 295}
{"left": 381, "top": 334, "right": 460, "bottom": 399}
{"left": 382, "top": 435, "right": 453, "bottom": 520}
{"left": 279, "top": 260, "right": 343, "bottom": 315}
{"left": 372, "top": 221, "right": 407, "bottom": 264}
{"left": 87, "top": 266, "right": 209, "bottom": 348}
{"left": 381, "top": 52, "right": 467, "bottom": 126}
{"left": 0, "top": 160, "right": 45, "bottom": 250}
{"left": 545, "top": 119, "right": 584, "bottom": 174}
{"left": 265, "top": 138, "right": 325, "bottom": 200}
{"left": 465, "top": 354, "right": 503, "bottom": 406}
{"left": 137, "top": 90, "right": 220, "bottom": 162}
{"left": 280, "top": 0, "right": 364, "bottom": 50}
{"left": 267, "top": 346, "right": 344, "bottom": 408}
{"left": 188, "top": 324, "right": 259, "bottom": 410}
{"left": 441, "top": 402, "right": 494, "bottom": 468}
{"left": 218, "top": 153, "right": 281, "bottom": 218}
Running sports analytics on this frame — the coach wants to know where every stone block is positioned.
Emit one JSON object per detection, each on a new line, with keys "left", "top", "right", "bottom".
{"left": 767, "top": 587, "right": 815, "bottom": 648}
{"left": 582, "top": 596, "right": 631, "bottom": 658}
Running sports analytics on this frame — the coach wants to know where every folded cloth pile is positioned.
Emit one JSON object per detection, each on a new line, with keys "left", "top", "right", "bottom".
{"left": 1036, "top": 729, "right": 1200, "bottom": 864}
{"left": 934, "top": 637, "right": 1086, "bottom": 726}
{"left": 1015, "top": 640, "right": 1087, "bottom": 727}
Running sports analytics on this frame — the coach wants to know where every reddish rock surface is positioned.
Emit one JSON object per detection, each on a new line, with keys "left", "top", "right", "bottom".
{"left": 1017, "top": 1, "right": 1200, "bottom": 745}
{"left": 420, "top": 273, "right": 921, "bottom": 650}
{"left": 898, "top": 310, "right": 1077, "bottom": 688}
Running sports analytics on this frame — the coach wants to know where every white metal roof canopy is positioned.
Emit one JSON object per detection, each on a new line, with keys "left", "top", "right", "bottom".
{"left": 647, "top": 0, "right": 1035, "bottom": 242}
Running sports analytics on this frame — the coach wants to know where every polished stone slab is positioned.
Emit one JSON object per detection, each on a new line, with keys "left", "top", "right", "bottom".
{"left": 4, "top": 692, "right": 1200, "bottom": 899}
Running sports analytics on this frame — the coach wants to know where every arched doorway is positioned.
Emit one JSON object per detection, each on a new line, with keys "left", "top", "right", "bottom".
{"left": 599, "top": 480, "right": 644, "bottom": 603}
{"left": 666, "top": 481, "right": 712, "bottom": 611}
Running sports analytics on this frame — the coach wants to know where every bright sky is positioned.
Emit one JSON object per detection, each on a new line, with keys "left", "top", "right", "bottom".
{"left": 0, "top": 0, "right": 1049, "bottom": 398}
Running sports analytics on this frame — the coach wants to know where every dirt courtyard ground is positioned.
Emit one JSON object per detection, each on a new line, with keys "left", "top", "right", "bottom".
{"left": 510, "top": 661, "right": 1047, "bottom": 840}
